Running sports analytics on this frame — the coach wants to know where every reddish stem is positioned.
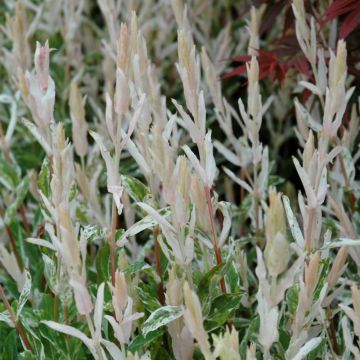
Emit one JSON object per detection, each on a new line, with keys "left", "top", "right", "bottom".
{"left": 19, "top": 204, "right": 31, "bottom": 235}
{"left": 0, "top": 285, "right": 33, "bottom": 352}
{"left": 4, "top": 220, "right": 23, "bottom": 271}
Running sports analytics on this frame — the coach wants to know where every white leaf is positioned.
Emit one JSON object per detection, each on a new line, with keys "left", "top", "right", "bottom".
{"left": 282, "top": 195, "right": 304, "bottom": 247}
{"left": 43, "top": 321, "right": 97, "bottom": 357}
{"left": 101, "top": 339, "right": 125, "bottom": 360}
{"left": 137, "top": 203, "right": 175, "bottom": 233}
{"left": 299, "top": 81, "right": 322, "bottom": 97}
{"left": 204, "top": 131, "right": 216, "bottom": 186}
{"left": 26, "top": 237, "right": 56, "bottom": 250}
{"left": 182, "top": 145, "right": 207, "bottom": 185}
{"left": 293, "top": 157, "right": 317, "bottom": 207}
{"left": 292, "top": 337, "right": 322, "bottom": 360}
{"left": 323, "top": 238, "right": 360, "bottom": 249}
{"left": 94, "top": 283, "right": 105, "bottom": 339}
{"left": 223, "top": 167, "right": 253, "bottom": 194}
{"left": 123, "top": 134, "right": 151, "bottom": 176}
{"left": 214, "top": 140, "right": 241, "bottom": 166}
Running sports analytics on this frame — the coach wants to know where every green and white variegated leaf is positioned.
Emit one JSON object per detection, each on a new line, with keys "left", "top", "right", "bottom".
{"left": 0, "top": 311, "right": 14, "bottom": 327}
{"left": 294, "top": 98, "right": 321, "bottom": 132}
{"left": 0, "top": 157, "right": 20, "bottom": 190}
{"left": 121, "top": 175, "right": 150, "bottom": 202}
{"left": 17, "top": 270, "right": 31, "bottom": 318}
{"left": 218, "top": 201, "right": 232, "bottom": 246}
{"left": 22, "top": 118, "right": 52, "bottom": 155}
{"left": 83, "top": 224, "right": 106, "bottom": 242}
{"left": 123, "top": 261, "right": 152, "bottom": 275}
{"left": 5, "top": 176, "right": 30, "bottom": 224}
{"left": 142, "top": 305, "right": 183, "bottom": 336}
{"left": 42, "top": 254, "right": 58, "bottom": 294}
{"left": 282, "top": 195, "right": 304, "bottom": 247}
{"left": 323, "top": 238, "right": 360, "bottom": 249}
{"left": 38, "top": 157, "right": 51, "bottom": 197}
{"left": 292, "top": 337, "right": 322, "bottom": 360}
{"left": 117, "top": 208, "right": 171, "bottom": 245}
{"left": 293, "top": 157, "right": 317, "bottom": 208}
{"left": 342, "top": 147, "right": 355, "bottom": 184}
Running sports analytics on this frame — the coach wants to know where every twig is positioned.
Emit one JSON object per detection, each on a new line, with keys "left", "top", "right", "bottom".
{"left": 0, "top": 285, "right": 33, "bottom": 352}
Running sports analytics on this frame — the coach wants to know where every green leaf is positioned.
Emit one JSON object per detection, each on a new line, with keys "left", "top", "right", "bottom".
{"left": 0, "top": 157, "right": 20, "bottom": 190}
{"left": 286, "top": 283, "right": 299, "bottom": 316}
{"left": 17, "top": 270, "right": 31, "bottom": 318}
{"left": 121, "top": 175, "right": 150, "bottom": 202}
{"left": 18, "top": 351, "right": 38, "bottom": 360}
{"left": 198, "top": 263, "right": 226, "bottom": 303}
{"left": 142, "top": 305, "right": 183, "bottom": 336}
{"left": 96, "top": 243, "right": 110, "bottom": 283}
{"left": 313, "top": 258, "right": 331, "bottom": 303}
{"left": 226, "top": 261, "right": 240, "bottom": 293}
{"left": 123, "top": 261, "right": 152, "bottom": 275}
{"left": 204, "top": 292, "right": 243, "bottom": 331}
{"left": 83, "top": 224, "right": 106, "bottom": 243}
{"left": 37, "top": 157, "right": 50, "bottom": 197}
{"left": 137, "top": 283, "right": 161, "bottom": 312}
{"left": 239, "top": 315, "right": 259, "bottom": 358}
{"left": 128, "top": 328, "right": 164, "bottom": 354}
{"left": 2, "top": 330, "right": 18, "bottom": 359}
{"left": 5, "top": 176, "right": 30, "bottom": 224}
{"left": 69, "top": 182, "right": 78, "bottom": 202}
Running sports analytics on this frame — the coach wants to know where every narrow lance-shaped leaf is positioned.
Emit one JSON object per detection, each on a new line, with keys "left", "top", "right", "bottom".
{"left": 142, "top": 305, "right": 183, "bottom": 336}
{"left": 17, "top": 270, "right": 31, "bottom": 319}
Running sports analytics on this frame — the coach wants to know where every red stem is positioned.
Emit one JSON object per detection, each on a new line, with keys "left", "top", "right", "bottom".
{"left": 0, "top": 285, "right": 33, "bottom": 352}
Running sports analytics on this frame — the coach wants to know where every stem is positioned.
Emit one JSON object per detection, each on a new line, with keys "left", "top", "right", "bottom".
{"left": 153, "top": 226, "right": 165, "bottom": 305}
{"left": 204, "top": 185, "right": 226, "bottom": 293}
{"left": 328, "top": 310, "right": 340, "bottom": 355}
{"left": 110, "top": 200, "right": 117, "bottom": 286}
{"left": 19, "top": 204, "right": 31, "bottom": 236}
{"left": 0, "top": 285, "right": 33, "bottom": 352}
{"left": 86, "top": 314, "right": 105, "bottom": 360}
{"left": 0, "top": 206, "right": 23, "bottom": 270}
{"left": 6, "top": 224, "right": 23, "bottom": 271}
{"left": 239, "top": 168, "right": 245, "bottom": 236}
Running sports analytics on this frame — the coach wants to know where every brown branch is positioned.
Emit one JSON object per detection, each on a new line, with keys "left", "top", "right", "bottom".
{"left": 0, "top": 285, "right": 33, "bottom": 352}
